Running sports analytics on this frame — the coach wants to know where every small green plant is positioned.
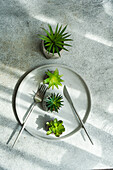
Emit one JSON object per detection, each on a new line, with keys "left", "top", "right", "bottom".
{"left": 39, "top": 24, "right": 72, "bottom": 56}
{"left": 45, "top": 93, "right": 64, "bottom": 112}
{"left": 43, "top": 68, "right": 64, "bottom": 89}
{"left": 46, "top": 118, "right": 65, "bottom": 137}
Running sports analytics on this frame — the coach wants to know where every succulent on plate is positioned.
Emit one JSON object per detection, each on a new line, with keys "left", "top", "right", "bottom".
{"left": 46, "top": 118, "right": 65, "bottom": 137}
{"left": 43, "top": 68, "right": 64, "bottom": 89}
{"left": 45, "top": 93, "right": 64, "bottom": 112}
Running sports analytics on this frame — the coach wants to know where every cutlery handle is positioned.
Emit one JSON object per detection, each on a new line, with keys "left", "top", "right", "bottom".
{"left": 63, "top": 85, "right": 93, "bottom": 145}
{"left": 71, "top": 102, "right": 93, "bottom": 145}
{"left": 82, "top": 124, "right": 94, "bottom": 145}
{"left": 12, "top": 102, "right": 36, "bottom": 147}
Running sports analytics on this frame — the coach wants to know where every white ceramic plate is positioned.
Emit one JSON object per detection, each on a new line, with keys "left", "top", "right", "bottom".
{"left": 13, "top": 64, "right": 91, "bottom": 140}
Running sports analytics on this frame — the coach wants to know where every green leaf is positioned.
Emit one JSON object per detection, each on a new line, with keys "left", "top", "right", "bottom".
{"left": 49, "top": 127, "right": 53, "bottom": 131}
{"left": 62, "top": 34, "right": 71, "bottom": 38}
{"left": 39, "top": 35, "right": 52, "bottom": 42}
{"left": 57, "top": 25, "right": 62, "bottom": 34}
{"left": 62, "top": 47, "right": 69, "bottom": 51}
{"left": 60, "top": 25, "right": 67, "bottom": 35}
{"left": 55, "top": 43, "right": 63, "bottom": 49}
{"left": 52, "top": 128, "right": 56, "bottom": 133}
{"left": 56, "top": 41, "right": 71, "bottom": 46}
{"left": 55, "top": 132, "right": 60, "bottom": 137}
{"left": 38, "top": 36, "right": 49, "bottom": 41}
{"left": 56, "top": 34, "right": 72, "bottom": 42}
{"left": 55, "top": 24, "right": 59, "bottom": 36}
{"left": 45, "top": 43, "right": 51, "bottom": 47}
{"left": 54, "top": 34, "right": 62, "bottom": 41}
{"left": 62, "top": 35, "right": 73, "bottom": 41}
{"left": 54, "top": 123, "right": 57, "bottom": 127}
{"left": 59, "top": 120, "right": 63, "bottom": 124}
{"left": 56, "top": 46, "right": 60, "bottom": 56}
{"left": 53, "top": 46, "right": 55, "bottom": 55}
{"left": 43, "top": 77, "right": 50, "bottom": 84}
{"left": 62, "top": 32, "right": 68, "bottom": 36}
{"left": 48, "top": 24, "right": 53, "bottom": 36}
{"left": 47, "top": 130, "right": 52, "bottom": 135}
{"left": 54, "top": 118, "right": 57, "bottom": 123}
{"left": 55, "top": 84, "right": 59, "bottom": 89}
{"left": 56, "top": 44, "right": 69, "bottom": 51}
{"left": 47, "top": 44, "right": 53, "bottom": 53}
{"left": 50, "top": 121, "right": 53, "bottom": 126}
{"left": 42, "top": 28, "right": 52, "bottom": 40}
{"left": 61, "top": 39, "right": 73, "bottom": 42}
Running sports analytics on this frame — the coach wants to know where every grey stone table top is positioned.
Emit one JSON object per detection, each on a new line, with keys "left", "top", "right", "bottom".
{"left": 0, "top": 0, "right": 113, "bottom": 169}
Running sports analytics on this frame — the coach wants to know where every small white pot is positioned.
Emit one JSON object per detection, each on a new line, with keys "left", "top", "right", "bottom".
{"left": 42, "top": 40, "right": 63, "bottom": 59}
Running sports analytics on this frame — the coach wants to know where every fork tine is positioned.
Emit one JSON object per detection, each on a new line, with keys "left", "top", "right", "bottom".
{"left": 36, "top": 83, "right": 41, "bottom": 92}
{"left": 34, "top": 84, "right": 48, "bottom": 102}
{"left": 39, "top": 84, "right": 47, "bottom": 98}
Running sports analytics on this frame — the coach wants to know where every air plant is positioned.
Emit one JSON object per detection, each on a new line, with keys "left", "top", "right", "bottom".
{"left": 43, "top": 68, "right": 64, "bottom": 89}
{"left": 45, "top": 93, "right": 64, "bottom": 112}
{"left": 46, "top": 118, "right": 65, "bottom": 137}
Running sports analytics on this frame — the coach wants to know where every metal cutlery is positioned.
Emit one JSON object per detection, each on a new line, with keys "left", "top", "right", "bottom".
{"left": 63, "top": 85, "right": 93, "bottom": 145}
{"left": 12, "top": 83, "right": 48, "bottom": 147}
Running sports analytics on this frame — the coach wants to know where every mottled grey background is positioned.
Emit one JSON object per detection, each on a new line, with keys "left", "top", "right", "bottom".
{"left": 0, "top": 0, "right": 113, "bottom": 169}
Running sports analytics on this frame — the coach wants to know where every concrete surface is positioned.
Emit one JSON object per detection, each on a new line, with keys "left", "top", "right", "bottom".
{"left": 1, "top": 0, "right": 113, "bottom": 169}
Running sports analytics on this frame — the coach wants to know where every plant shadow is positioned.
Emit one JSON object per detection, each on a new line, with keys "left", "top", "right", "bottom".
{"left": 35, "top": 114, "right": 53, "bottom": 131}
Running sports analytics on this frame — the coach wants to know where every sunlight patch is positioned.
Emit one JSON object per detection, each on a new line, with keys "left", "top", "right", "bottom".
{"left": 66, "top": 86, "right": 81, "bottom": 99}
{"left": 65, "top": 136, "right": 102, "bottom": 158}
{"left": 85, "top": 33, "right": 113, "bottom": 47}
{"left": 102, "top": 0, "right": 113, "bottom": 17}
{"left": 31, "top": 14, "right": 57, "bottom": 25}
{"left": 107, "top": 103, "right": 113, "bottom": 114}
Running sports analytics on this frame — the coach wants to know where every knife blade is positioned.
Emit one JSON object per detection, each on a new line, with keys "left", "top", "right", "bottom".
{"left": 63, "top": 85, "right": 93, "bottom": 145}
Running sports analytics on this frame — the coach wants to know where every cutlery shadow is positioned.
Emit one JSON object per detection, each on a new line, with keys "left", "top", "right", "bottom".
{"left": 6, "top": 124, "right": 20, "bottom": 145}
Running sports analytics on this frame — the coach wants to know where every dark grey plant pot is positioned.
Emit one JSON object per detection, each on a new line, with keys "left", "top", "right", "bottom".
{"left": 42, "top": 99, "right": 48, "bottom": 112}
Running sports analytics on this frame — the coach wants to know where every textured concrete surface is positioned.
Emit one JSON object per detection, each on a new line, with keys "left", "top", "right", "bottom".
{"left": 1, "top": 0, "right": 113, "bottom": 169}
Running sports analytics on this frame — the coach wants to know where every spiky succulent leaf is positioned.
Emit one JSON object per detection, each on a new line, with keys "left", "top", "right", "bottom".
{"left": 43, "top": 68, "right": 64, "bottom": 89}
{"left": 38, "top": 24, "right": 72, "bottom": 56}
{"left": 45, "top": 93, "right": 64, "bottom": 112}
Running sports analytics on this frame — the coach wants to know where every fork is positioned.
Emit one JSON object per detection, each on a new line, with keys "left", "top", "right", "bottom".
{"left": 12, "top": 83, "right": 48, "bottom": 147}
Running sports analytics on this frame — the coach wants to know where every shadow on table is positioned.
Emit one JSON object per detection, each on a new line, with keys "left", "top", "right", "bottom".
{"left": 0, "top": 111, "right": 113, "bottom": 169}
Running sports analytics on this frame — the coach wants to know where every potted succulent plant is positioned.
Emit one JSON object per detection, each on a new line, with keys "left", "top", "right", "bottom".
{"left": 46, "top": 118, "right": 65, "bottom": 137}
{"left": 43, "top": 68, "right": 64, "bottom": 89}
{"left": 42, "top": 93, "right": 64, "bottom": 112}
{"left": 38, "top": 24, "right": 72, "bottom": 59}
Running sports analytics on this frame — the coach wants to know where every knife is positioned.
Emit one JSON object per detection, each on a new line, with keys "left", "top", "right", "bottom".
{"left": 63, "top": 85, "right": 93, "bottom": 145}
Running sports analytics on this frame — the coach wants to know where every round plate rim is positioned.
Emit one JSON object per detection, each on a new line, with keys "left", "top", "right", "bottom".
{"left": 12, "top": 63, "right": 91, "bottom": 141}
